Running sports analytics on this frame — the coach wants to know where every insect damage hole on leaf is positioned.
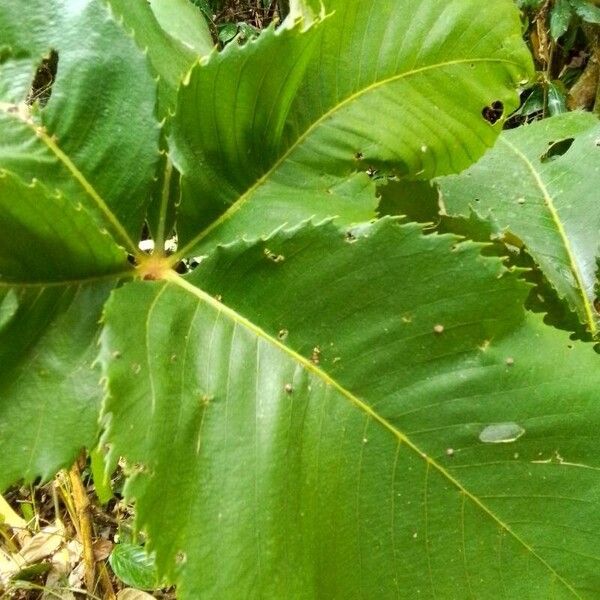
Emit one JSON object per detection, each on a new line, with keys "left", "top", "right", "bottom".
{"left": 482, "top": 100, "right": 504, "bottom": 124}
{"left": 26, "top": 50, "right": 59, "bottom": 107}
{"left": 540, "top": 138, "right": 575, "bottom": 163}
{"left": 264, "top": 248, "right": 285, "bottom": 263}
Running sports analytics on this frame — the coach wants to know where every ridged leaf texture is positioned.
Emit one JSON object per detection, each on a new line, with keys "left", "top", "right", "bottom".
{"left": 101, "top": 221, "right": 600, "bottom": 598}
{"left": 4, "top": 1, "right": 599, "bottom": 598}
{"left": 0, "top": 0, "right": 161, "bottom": 252}
{"left": 170, "top": 0, "right": 533, "bottom": 256}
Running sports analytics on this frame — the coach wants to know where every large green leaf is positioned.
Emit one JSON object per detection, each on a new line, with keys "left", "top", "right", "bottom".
{"left": 170, "top": 0, "right": 533, "bottom": 257}
{"left": 0, "top": 282, "right": 115, "bottom": 488}
{"left": 0, "top": 167, "right": 130, "bottom": 485}
{"left": 0, "top": 0, "right": 160, "bottom": 252}
{"left": 5, "top": 1, "right": 595, "bottom": 597}
{"left": 109, "top": 542, "right": 162, "bottom": 590}
{"left": 0, "top": 1, "right": 154, "bottom": 481}
{"left": 100, "top": 221, "right": 600, "bottom": 598}
{"left": 438, "top": 112, "right": 600, "bottom": 334}
{"left": 106, "top": 0, "right": 211, "bottom": 117}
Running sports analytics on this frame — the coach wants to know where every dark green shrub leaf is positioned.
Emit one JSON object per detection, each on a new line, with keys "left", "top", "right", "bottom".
{"left": 569, "top": 0, "right": 600, "bottom": 24}
{"left": 438, "top": 112, "right": 600, "bottom": 334}
{"left": 109, "top": 543, "right": 161, "bottom": 590}
{"left": 547, "top": 81, "right": 568, "bottom": 115}
{"left": 550, "top": 0, "right": 574, "bottom": 40}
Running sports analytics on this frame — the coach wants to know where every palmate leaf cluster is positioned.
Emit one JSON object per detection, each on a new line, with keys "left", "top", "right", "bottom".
{"left": 1, "top": 0, "right": 600, "bottom": 597}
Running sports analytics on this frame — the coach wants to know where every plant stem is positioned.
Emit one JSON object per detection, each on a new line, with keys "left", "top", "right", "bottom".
{"left": 155, "top": 155, "right": 173, "bottom": 257}
{"left": 68, "top": 456, "right": 96, "bottom": 595}
{"left": 98, "top": 561, "right": 117, "bottom": 600}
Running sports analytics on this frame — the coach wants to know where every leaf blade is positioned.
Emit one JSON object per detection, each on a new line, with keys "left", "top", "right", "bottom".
{"left": 438, "top": 112, "right": 600, "bottom": 334}
{"left": 100, "top": 222, "right": 600, "bottom": 597}
{"left": 171, "top": 0, "right": 533, "bottom": 256}
{"left": 0, "top": 281, "right": 116, "bottom": 488}
{"left": 0, "top": 0, "right": 161, "bottom": 249}
{"left": 0, "top": 171, "right": 128, "bottom": 283}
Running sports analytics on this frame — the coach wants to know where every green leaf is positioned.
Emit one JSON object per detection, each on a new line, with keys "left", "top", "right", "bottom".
{"left": 217, "top": 22, "right": 239, "bottom": 44}
{"left": 8, "top": 1, "right": 597, "bottom": 596}
{"left": 569, "top": 0, "right": 600, "bottom": 23}
{"left": 0, "top": 2, "right": 150, "bottom": 483}
{"left": 438, "top": 112, "right": 600, "bottom": 335}
{"left": 517, "top": 85, "right": 545, "bottom": 117}
{"left": 171, "top": 0, "right": 533, "bottom": 257}
{"left": 109, "top": 543, "right": 161, "bottom": 590}
{"left": 100, "top": 221, "right": 600, "bottom": 597}
{"left": 0, "top": 281, "right": 115, "bottom": 489}
{"left": 550, "top": 0, "right": 574, "bottom": 40}
{"left": 0, "top": 0, "right": 160, "bottom": 252}
{"left": 106, "top": 0, "right": 199, "bottom": 118}
{"left": 0, "top": 171, "right": 126, "bottom": 283}
{"left": 90, "top": 447, "right": 113, "bottom": 505}
{"left": 547, "top": 81, "right": 568, "bottom": 115}
{"left": 149, "top": 0, "right": 213, "bottom": 56}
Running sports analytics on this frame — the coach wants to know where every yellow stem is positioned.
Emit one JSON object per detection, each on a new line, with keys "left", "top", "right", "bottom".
{"left": 68, "top": 456, "right": 96, "bottom": 594}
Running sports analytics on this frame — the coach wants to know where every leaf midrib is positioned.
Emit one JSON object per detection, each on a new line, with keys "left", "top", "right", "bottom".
{"left": 172, "top": 56, "right": 523, "bottom": 262}
{"left": 499, "top": 136, "right": 597, "bottom": 335}
{"left": 167, "top": 271, "right": 581, "bottom": 598}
